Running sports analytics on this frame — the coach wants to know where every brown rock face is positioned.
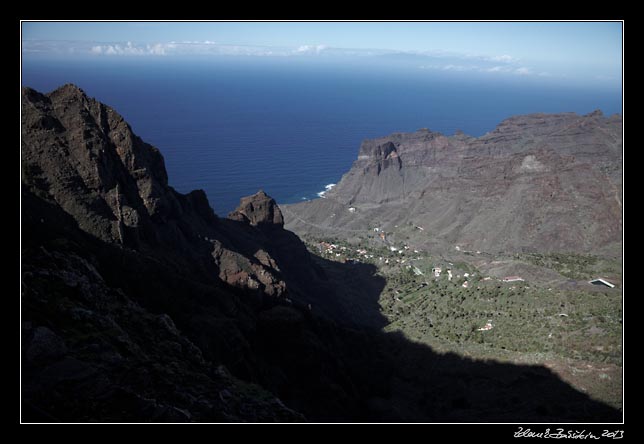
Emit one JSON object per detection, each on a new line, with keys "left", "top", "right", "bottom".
{"left": 210, "top": 239, "right": 287, "bottom": 299}
{"left": 21, "top": 84, "right": 218, "bottom": 258}
{"left": 228, "top": 190, "right": 284, "bottom": 228}
{"left": 284, "top": 112, "right": 623, "bottom": 256}
{"left": 21, "top": 85, "right": 317, "bottom": 422}
{"left": 21, "top": 85, "right": 295, "bottom": 300}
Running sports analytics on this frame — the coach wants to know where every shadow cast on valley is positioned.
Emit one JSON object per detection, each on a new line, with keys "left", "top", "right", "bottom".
{"left": 206, "top": 217, "right": 620, "bottom": 422}
{"left": 21, "top": 190, "right": 621, "bottom": 423}
{"left": 248, "top": 250, "right": 621, "bottom": 422}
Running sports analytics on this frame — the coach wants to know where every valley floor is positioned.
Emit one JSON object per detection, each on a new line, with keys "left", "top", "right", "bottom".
{"left": 300, "top": 234, "right": 623, "bottom": 413}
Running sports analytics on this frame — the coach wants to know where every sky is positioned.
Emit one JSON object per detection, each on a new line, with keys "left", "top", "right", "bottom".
{"left": 21, "top": 21, "right": 623, "bottom": 89}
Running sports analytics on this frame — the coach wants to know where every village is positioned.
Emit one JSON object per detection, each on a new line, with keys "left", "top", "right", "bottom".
{"left": 301, "top": 233, "right": 621, "bottom": 381}
{"left": 307, "top": 236, "right": 528, "bottom": 293}
{"left": 303, "top": 235, "right": 538, "bottom": 334}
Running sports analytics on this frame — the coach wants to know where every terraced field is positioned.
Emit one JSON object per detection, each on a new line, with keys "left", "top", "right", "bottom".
{"left": 302, "top": 236, "right": 623, "bottom": 410}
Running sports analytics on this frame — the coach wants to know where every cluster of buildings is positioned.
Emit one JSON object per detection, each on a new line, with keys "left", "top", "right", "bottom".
{"left": 315, "top": 241, "right": 383, "bottom": 263}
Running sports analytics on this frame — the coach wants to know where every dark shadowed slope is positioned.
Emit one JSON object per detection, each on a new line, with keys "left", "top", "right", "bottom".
{"left": 22, "top": 85, "right": 620, "bottom": 422}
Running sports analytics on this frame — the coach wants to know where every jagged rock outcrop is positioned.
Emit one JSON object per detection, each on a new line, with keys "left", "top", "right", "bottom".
{"left": 21, "top": 186, "right": 304, "bottom": 422}
{"left": 228, "top": 190, "right": 284, "bottom": 227}
{"left": 19, "top": 84, "right": 321, "bottom": 420}
{"left": 22, "top": 84, "right": 208, "bottom": 247}
{"left": 284, "top": 112, "right": 623, "bottom": 257}
{"left": 20, "top": 83, "right": 384, "bottom": 322}
{"left": 210, "top": 239, "right": 287, "bottom": 299}
{"left": 21, "top": 84, "right": 300, "bottom": 300}
{"left": 20, "top": 84, "right": 388, "bottom": 422}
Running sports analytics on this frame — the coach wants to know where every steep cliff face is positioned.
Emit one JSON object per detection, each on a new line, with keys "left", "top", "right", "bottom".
{"left": 21, "top": 85, "right": 309, "bottom": 300}
{"left": 19, "top": 85, "right": 362, "bottom": 421}
{"left": 284, "top": 112, "right": 622, "bottom": 256}
{"left": 22, "top": 85, "right": 203, "bottom": 246}
{"left": 21, "top": 184, "right": 308, "bottom": 422}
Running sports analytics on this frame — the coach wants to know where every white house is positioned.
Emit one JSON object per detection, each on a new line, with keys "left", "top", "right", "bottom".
{"left": 477, "top": 321, "right": 493, "bottom": 331}
{"left": 589, "top": 278, "right": 615, "bottom": 288}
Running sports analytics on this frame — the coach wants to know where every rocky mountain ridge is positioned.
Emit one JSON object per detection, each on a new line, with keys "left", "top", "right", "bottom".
{"left": 21, "top": 84, "right": 364, "bottom": 420}
{"left": 284, "top": 111, "right": 622, "bottom": 257}
{"left": 22, "top": 84, "right": 325, "bottom": 304}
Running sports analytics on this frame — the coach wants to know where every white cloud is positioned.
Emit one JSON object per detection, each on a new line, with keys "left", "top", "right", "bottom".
{"left": 23, "top": 40, "right": 380, "bottom": 59}
{"left": 420, "top": 62, "right": 538, "bottom": 78}
{"left": 171, "top": 40, "right": 216, "bottom": 45}
{"left": 295, "top": 44, "right": 328, "bottom": 55}
{"left": 22, "top": 40, "right": 543, "bottom": 82}
{"left": 146, "top": 43, "right": 167, "bottom": 55}
{"left": 88, "top": 41, "right": 168, "bottom": 56}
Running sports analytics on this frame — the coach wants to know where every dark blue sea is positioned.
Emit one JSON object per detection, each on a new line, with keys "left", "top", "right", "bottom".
{"left": 22, "top": 57, "right": 622, "bottom": 214}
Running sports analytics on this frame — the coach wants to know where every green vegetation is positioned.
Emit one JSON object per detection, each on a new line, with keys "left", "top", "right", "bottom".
{"left": 519, "top": 252, "right": 621, "bottom": 281}
{"left": 381, "top": 270, "right": 621, "bottom": 366}
{"left": 301, "top": 236, "right": 623, "bottom": 410}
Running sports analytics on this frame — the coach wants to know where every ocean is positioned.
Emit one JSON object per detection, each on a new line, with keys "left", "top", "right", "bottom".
{"left": 21, "top": 57, "right": 622, "bottom": 214}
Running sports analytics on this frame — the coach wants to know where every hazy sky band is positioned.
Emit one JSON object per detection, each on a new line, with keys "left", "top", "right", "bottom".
{"left": 21, "top": 21, "right": 623, "bottom": 89}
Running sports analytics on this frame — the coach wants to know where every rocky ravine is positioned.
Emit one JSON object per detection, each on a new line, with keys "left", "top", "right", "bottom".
{"left": 21, "top": 85, "right": 621, "bottom": 422}
{"left": 21, "top": 84, "right": 370, "bottom": 421}
{"left": 284, "top": 112, "right": 622, "bottom": 257}
{"left": 22, "top": 84, "right": 378, "bottom": 326}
